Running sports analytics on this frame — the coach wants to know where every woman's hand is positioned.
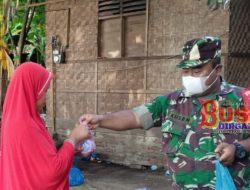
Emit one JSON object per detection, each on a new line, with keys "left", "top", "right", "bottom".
{"left": 69, "top": 123, "right": 90, "bottom": 144}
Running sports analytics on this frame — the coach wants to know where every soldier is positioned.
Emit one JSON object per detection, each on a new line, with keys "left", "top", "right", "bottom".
{"left": 79, "top": 36, "right": 250, "bottom": 189}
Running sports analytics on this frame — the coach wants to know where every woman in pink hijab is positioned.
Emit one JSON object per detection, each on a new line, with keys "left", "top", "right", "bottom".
{"left": 0, "top": 62, "right": 89, "bottom": 190}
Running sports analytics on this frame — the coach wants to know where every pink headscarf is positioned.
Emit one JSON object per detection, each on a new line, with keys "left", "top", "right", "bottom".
{"left": 0, "top": 62, "right": 74, "bottom": 190}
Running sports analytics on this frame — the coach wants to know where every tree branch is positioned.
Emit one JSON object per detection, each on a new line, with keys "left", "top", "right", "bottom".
{"left": 16, "top": 0, "right": 33, "bottom": 66}
{"left": 25, "top": 6, "right": 36, "bottom": 35}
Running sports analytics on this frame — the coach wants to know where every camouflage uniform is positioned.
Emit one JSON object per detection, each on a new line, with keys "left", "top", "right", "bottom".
{"left": 132, "top": 37, "right": 250, "bottom": 190}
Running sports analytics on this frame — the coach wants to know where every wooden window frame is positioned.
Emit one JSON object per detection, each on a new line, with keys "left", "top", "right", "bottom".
{"left": 98, "top": 0, "right": 148, "bottom": 59}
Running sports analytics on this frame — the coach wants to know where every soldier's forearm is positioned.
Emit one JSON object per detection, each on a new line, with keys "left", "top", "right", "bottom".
{"left": 99, "top": 110, "right": 142, "bottom": 131}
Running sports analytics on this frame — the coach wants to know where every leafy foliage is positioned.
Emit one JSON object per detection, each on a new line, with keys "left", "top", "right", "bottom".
{"left": 25, "top": 6, "right": 46, "bottom": 66}
{"left": 4, "top": 0, "right": 46, "bottom": 66}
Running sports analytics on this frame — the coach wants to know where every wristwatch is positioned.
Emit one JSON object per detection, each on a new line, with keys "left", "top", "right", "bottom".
{"left": 233, "top": 142, "right": 247, "bottom": 159}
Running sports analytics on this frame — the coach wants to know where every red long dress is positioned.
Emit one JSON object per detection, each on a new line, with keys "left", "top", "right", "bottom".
{"left": 0, "top": 62, "right": 74, "bottom": 190}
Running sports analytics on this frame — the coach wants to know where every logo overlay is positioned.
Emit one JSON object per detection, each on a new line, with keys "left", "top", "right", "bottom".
{"left": 201, "top": 90, "right": 250, "bottom": 133}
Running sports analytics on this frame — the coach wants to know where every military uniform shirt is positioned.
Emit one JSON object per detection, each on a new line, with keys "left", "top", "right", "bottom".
{"left": 132, "top": 81, "right": 250, "bottom": 190}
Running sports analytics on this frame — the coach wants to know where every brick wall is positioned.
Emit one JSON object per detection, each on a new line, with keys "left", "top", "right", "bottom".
{"left": 45, "top": 0, "right": 229, "bottom": 167}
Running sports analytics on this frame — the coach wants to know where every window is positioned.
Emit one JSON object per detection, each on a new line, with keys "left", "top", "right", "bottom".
{"left": 98, "top": 0, "right": 147, "bottom": 58}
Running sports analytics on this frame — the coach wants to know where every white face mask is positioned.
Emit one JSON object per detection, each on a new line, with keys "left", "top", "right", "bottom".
{"left": 182, "top": 66, "right": 218, "bottom": 97}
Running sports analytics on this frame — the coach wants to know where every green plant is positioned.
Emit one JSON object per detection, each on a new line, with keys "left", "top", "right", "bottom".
{"left": 4, "top": 0, "right": 46, "bottom": 67}
{"left": 25, "top": 5, "right": 46, "bottom": 66}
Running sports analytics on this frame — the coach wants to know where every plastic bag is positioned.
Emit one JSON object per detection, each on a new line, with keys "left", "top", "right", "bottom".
{"left": 69, "top": 167, "right": 84, "bottom": 187}
{"left": 79, "top": 138, "right": 96, "bottom": 155}
{"left": 215, "top": 160, "right": 236, "bottom": 190}
{"left": 78, "top": 122, "right": 96, "bottom": 155}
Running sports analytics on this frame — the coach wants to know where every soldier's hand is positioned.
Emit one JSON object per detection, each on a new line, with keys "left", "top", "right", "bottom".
{"left": 79, "top": 114, "right": 104, "bottom": 129}
{"left": 215, "top": 142, "right": 235, "bottom": 166}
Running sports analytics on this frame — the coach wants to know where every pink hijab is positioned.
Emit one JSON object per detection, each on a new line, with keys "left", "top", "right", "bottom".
{"left": 0, "top": 62, "right": 74, "bottom": 190}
